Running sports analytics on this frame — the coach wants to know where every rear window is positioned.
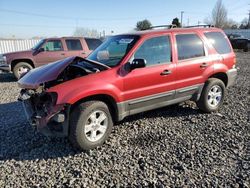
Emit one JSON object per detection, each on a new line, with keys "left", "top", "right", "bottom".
{"left": 66, "top": 39, "right": 83, "bottom": 51}
{"left": 176, "top": 34, "right": 205, "bottom": 60}
{"left": 204, "top": 32, "right": 232, "bottom": 54}
{"left": 85, "top": 38, "right": 102, "bottom": 50}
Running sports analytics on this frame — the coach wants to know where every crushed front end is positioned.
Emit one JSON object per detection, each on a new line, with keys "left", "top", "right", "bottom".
{"left": 18, "top": 88, "right": 70, "bottom": 137}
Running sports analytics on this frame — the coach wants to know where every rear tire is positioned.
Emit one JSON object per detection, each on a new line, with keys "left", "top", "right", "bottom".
{"left": 69, "top": 101, "right": 113, "bottom": 150}
{"left": 13, "top": 62, "right": 33, "bottom": 79}
{"left": 196, "top": 78, "right": 225, "bottom": 113}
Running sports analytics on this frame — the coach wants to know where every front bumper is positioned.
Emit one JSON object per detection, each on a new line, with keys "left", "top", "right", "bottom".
{"left": 19, "top": 92, "right": 70, "bottom": 137}
{"left": 0, "top": 64, "right": 11, "bottom": 72}
{"left": 226, "top": 68, "right": 237, "bottom": 87}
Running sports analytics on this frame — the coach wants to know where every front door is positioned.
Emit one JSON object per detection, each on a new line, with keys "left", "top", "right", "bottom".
{"left": 34, "top": 39, "right": 65, "bottom": 66}
{"left": 122, "top": 35, "right": 176, "bottom": 113}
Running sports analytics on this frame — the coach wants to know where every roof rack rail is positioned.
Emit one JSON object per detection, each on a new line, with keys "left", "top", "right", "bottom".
{"left": 184, "top": 24, "right": 215, "bottom": 28}
{"left": 150, "top": 24, "right": 177, "bottom": 29}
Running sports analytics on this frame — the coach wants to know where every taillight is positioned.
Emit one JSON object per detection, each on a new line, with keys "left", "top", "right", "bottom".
{"left": 233, "top": 57, "right": 236, "bottom": 65}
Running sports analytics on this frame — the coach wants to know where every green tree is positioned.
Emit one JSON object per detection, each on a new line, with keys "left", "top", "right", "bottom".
{"left": 172, "top": 18, "right": 181, "bottom": 27}
{"left": 136, "top": 19, "right": 152, "bottom": 31}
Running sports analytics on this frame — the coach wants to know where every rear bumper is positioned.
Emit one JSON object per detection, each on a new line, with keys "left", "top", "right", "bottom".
{"left": 226, "top": 68, "right": 237, "bottom": 87}
{"left": 0, "top": 64, "right": 11, "bottom": 72}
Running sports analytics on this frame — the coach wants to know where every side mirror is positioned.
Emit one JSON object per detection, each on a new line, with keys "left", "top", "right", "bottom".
{"left": 39, "top": 47, "right": 45, "bottom": 53}
{"left": 32, "top": 47, "right": 45, "bottom": 56}
{"left": 129, "top": 59, "right": 146, "bottom": 71}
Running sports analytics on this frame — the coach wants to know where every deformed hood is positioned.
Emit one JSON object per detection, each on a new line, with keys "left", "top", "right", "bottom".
{"left": 18, "top": 56, "right": 76, "bottom": 89}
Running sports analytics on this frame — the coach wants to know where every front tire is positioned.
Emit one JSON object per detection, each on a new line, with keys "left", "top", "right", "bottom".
{"left": 197, "top": 78, "right": 225, "bottom": 113}
{"left": 69, "top": 101, "right": 113, "bottom": 150}
{"left": 13, "top": 62, "right": 33, "bottom": 79}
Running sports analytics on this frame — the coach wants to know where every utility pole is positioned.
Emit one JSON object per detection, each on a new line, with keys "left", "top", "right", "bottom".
{"left": 248, "top": 4, "right": 250, "bottom": 29}
{"left": 248, "top": 10, "right": 250, "bottom": 29}
{"left": 181, "top": 11, "right": 184, "bottom": 27}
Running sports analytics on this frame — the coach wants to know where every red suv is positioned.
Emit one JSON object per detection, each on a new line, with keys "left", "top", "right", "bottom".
{"left": 18, "top": 26, "right": 237, "bottom": 150}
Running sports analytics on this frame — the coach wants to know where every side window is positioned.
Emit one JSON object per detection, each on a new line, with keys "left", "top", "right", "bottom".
{"left": 204, "top": 32, "right": 232, "bottom": 54}
{"left": 176, "top": 34, "right": 205, "bottom": 60}
{"left": 134, "top": 36, "right": 172, "bottom": 66}
{"left": 66, "top": 39, "right": 83, "bottom": 51}
{"left": 43, "top": 40, "right": 63, "bottom": 51}
{"left": 85, "top": 38, "right": 102, "bottom": 50}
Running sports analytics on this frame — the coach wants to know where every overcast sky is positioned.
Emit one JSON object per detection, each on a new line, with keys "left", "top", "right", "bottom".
{"left": 0, "top": 0, "right": 249, "bottom": 38}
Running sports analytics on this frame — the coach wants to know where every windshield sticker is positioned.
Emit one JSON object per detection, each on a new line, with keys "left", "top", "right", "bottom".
{"left": 119, "top": 39, "right": 134, "bottom": 44}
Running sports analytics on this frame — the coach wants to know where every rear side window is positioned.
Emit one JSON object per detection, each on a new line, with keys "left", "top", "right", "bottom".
{"left": 134, "top": 36, "right": 172, "bottom": 66}
{"left": 176, "top": 34, "right": 205, "bottom": 60}
{"left": 85, "top": 38, "right": 102, "bottom": 50}
{"left": 66, "top": 39, "right": 83, "bottom": 51}
{"left": 204, "top": 32, "right": 232, "bottom": 54}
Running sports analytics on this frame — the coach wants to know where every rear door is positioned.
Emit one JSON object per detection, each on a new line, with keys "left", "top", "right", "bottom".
{"left": 174, "top": 32, "right": 213, "bottom": 98}
{"left": 122, "top": 35, "right": 176, "bottom": 112}
{"left": 64, "top": 39, "right": 85, "bottom": 57}
{"left": 34, "top": 39, "right": 65, "bottom": 66}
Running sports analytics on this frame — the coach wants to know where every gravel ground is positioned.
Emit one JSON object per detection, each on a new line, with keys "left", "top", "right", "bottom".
{"left": 0, "top": 52, "right": 249, "bottom": 187}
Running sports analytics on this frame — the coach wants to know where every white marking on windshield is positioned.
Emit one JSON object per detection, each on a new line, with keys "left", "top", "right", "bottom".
{"left": 118, "top": 39, "right": 134, "bottom": 44}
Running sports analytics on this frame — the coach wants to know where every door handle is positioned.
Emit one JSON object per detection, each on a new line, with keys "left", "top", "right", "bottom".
{"left": 160, "top": 70, "right": 172, "bottom": 76}
{"left": 82, "top": 52, "right": 86, "bottom": 54}
{"left": 61, "top": 53, "right": 65, "bottom": 55}
{"left": 200, "top": 62, "right": 208, "bottom": 68}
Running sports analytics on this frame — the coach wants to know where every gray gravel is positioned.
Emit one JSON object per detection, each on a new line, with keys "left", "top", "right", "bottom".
{"left": 0, "top": 52, "right": 249, "bottom": 187}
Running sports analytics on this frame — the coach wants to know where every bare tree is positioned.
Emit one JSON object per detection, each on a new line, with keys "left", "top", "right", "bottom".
{"left": 205, "top": 0, "right": 228, "bottom": 28}
{"left": 73, "top": 27, "right": 99, "bottom": 38}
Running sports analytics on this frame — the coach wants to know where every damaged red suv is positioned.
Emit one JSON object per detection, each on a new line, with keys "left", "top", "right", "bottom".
{"left": 18, "top": 26, "right": 237, "bottom": 150}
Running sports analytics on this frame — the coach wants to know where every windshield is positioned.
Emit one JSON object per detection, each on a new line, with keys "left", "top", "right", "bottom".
{"left": 32, "top": 39, "right": 45, "bottom": 50}
{"left": 88, "top": 35, "right": 139, "bottom": 67}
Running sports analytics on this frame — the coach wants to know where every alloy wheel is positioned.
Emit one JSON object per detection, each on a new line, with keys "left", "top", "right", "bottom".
{"left": 207, "top": 85, "right": 222, "bottom": 107}
{"left": 84, "top": 110, "right": 108, "bottom": 142}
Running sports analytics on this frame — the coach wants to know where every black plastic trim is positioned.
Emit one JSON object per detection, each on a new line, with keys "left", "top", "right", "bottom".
{"left": 117, "top": 84, "right": 204, "bottom": 121}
